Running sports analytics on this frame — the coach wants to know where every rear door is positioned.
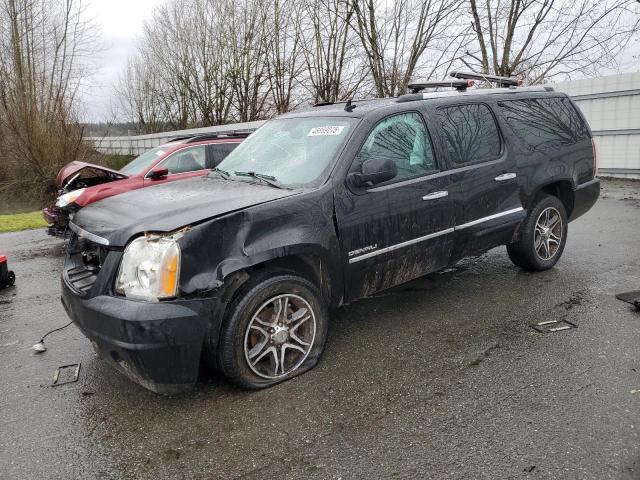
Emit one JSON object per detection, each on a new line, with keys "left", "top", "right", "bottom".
{"left": 335, "top": 111, "right": 456, "bottom": 301}
{"left": 431, "top": 102, "right": 524, "bottom": 259}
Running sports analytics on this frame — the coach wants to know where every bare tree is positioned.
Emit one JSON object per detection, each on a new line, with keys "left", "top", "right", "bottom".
{"left": 224, "top": 0, "right": 271, "bottom": 122}
{"left": 264, "top": 0, "right": 307, "bottom": 114}
{"left": 299, "top": 0, "right": 369, "bottom": 103}
{"left": 465, "top": 0, "right": 640, "bottom": 82}
{"left": 115, "top": 57, "right": 167, "bottom": 134}
{"left": 182, "top": 0, "right": 235, "bottom": 125}
{"left": 351, "top": 0, "right": 464, "bottom": 97}
{"left": 138, "top": 0, "right": 196, "bottom": 129}
{"left": 0, "top": 0, "right": 95, "bottom": 199}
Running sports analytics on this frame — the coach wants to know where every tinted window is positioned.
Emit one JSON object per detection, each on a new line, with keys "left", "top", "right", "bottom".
{"left": 162, "top": 146, "right": 206, "bottom": 174}
{"left": 355, "top": 112, "right": 436, "bottom": 182}
{"left": 498, "top": 97, "right": 587, "bottom": 149}
{"left": 208, "top": 142, "right": 240, "bottom": 168}
{"left": 436, "top": 104, "right": 501, "bottom": 165}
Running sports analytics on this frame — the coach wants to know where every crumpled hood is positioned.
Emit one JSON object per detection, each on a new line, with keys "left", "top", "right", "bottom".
{"left": 71, "top": 176, "right": 301, "bottom": 247}
{"left": 56, "top": 161, "right": 127, "bottom": 187}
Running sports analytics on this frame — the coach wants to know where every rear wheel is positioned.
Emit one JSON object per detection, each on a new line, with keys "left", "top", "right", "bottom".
{"left": 217, "top": 270, "right": 328, "bottom": 389}
{"left": 507, "top": 195, "right": 568, "bottom": 271}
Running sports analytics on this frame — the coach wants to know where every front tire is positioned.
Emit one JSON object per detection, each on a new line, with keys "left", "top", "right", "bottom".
{"left": 507, "top": 195, "right": 568, "bottom": 271}
{"left": 217, "top": 270, "right": 328, "bottom": 389}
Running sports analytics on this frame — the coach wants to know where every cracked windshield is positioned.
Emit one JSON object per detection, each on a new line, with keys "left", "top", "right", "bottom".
{"left": 216, "top": 117, "right": 357, "bottom": 186}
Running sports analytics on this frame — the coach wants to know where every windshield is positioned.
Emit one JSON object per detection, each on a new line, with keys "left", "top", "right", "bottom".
{"left": 215, "top": 117, "right": 357, "bottom": 187}
{"left": 120, "top": 147, "right": 169, "bottom": 175}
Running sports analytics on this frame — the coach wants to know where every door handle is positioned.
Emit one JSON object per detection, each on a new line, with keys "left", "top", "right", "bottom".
{"left": 422, "top": 191, "right": 448, "bottom": 201}
{"left": 495, "top": 173, "right": 516, "bottom": 182}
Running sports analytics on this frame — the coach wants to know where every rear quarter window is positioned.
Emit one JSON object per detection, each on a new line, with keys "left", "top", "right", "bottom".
{"left": 436, "top": 103, "right": 502, "bottom": 166}
{"left": 498, "top": 97, "right": 587, "bottom": 150}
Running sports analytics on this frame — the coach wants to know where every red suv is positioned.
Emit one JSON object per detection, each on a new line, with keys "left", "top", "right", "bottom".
{"left": 43, "top": 133, "right": 248, "bottom": 235}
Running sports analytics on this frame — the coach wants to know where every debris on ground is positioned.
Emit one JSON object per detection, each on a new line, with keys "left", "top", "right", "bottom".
{"left": 52, "top": 363, "right": 81, "bottom": 386}
{"left": 32, "top": 320, "right": 73, "bottom": 353}
{"left": 530, "top": 319, "right": 578, "bottom": 333}
{"left": 616, "top": 291, "right": 640, "bottom": 311}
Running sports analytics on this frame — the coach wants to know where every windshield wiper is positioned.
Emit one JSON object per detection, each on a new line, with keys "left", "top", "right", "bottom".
{"left": 211, "top": 167, "right": 233, "bottom": 180}
{"left": 234, "top": 171, "right": 289, "bottom": 189}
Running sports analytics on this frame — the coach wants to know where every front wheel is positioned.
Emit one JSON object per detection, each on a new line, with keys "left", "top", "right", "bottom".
{"left": 217, "top": 271, "right": 328, "bottom": 389}
{"left": 507, "top": 195, "right": 568, "bottom": 271}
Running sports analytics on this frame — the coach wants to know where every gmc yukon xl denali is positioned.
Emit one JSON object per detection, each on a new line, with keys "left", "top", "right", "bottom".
{"left": 61, "top": 74, "right": 600, "bottom": 394}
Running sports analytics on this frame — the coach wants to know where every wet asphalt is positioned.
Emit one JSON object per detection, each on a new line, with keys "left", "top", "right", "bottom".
{"left": 1, "top": 178, "right": 639, "bottom": 480}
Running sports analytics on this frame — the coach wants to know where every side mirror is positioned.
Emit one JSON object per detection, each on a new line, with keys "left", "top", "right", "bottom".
{"left": 148, "top": 167, "right": 169, "bottom": 180}
{"left": 349, "top": 158, "right": 397, "bottom": 188}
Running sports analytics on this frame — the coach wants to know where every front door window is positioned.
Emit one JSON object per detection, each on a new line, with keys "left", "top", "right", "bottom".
{"left": 354, "top": 112, "right": 436, "bottom": 183}
{"left": 162, "top": 146, "right": 207, "bottom": 174}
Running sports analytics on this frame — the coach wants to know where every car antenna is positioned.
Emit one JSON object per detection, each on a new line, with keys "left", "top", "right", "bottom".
{"left": 344, "top": 99, "right": 356, "bottom": 112}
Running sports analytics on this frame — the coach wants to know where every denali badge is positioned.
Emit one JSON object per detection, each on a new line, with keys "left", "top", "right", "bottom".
{"left": 348, "top": 244, "right": 378, "bottom": 257}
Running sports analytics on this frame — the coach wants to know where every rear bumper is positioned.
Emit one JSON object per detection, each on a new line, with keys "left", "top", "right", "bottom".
{"left": 61, "top": 280, "right": 221, "bottom": 394}
{"left": 570, "top": 178, "right": 600, "bottom": 222}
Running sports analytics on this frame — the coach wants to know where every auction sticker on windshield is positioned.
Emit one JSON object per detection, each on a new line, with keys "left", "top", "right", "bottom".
{"left": 308, "top": 126, "right": 345, "bottom": 136}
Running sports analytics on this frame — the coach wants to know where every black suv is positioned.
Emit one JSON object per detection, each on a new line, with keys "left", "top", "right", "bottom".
{"left": 61, "top": 75, "right": 599, "bottom": 394}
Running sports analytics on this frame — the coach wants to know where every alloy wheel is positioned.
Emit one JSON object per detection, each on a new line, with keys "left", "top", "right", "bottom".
{"left": 243, "top": 294, "right": 316, "bottom": 379}
{"left": 534, "top": 206, "right": 563, "bottom": 260}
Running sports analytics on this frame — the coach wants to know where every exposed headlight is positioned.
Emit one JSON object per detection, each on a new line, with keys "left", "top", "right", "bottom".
{"left": 115, "top": 234, "right": 181, "bottom": 301}
{"left": 55, "top": 188, "right": 85, "bottom": 208}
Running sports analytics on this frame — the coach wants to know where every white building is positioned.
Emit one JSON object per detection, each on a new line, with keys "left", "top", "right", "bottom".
{"left": 551, "top": 72, "right": 640, "bottom": 179}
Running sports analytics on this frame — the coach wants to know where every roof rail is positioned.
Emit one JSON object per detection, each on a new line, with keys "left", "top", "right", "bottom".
{"left": 313, "top": 100, "right": 347, "bottom": 107}
{"left": 167, "top": 131, "right": 254, "bottom": 144}
{"left": 408, "top": 79, "right": 474, "bottom": 93}
{"left": 167, "top": 135, "right": 195, "bottom": 143}
{"left": 449, "top": 71, "right": 523, "bottom": 87}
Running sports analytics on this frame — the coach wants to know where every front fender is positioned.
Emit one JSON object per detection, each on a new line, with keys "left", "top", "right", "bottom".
{"left": 177, "top": 187, "right": 343, "bottom": 304}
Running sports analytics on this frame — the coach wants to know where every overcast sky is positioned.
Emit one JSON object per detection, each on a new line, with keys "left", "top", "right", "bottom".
{"left": 80, "top": 0, "right": 164, "bottom": 122}
{"left": 80, "top": 0, "right": 639, "bottom": 123}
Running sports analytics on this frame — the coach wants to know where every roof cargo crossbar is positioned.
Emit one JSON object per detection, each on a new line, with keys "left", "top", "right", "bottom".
{"left": 407, "top": 79, "right": 474, "bottom": 93}
{"left": 449, "top": 71, "right": 523, "bottom": 87}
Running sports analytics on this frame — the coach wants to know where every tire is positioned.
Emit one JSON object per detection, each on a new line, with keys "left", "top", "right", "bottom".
{"left": 507, "top": 194, "right": 568, "bottom": 271}
{"left": 216, "top": 270, "right": 329, "bottom": 389}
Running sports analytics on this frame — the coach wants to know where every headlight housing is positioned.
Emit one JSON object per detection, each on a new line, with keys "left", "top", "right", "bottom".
{"left": 115, "top": 234, "right": 181, "bottom": 301}
{"left": 55, "top": 188, "right": 86, "bottom": 208}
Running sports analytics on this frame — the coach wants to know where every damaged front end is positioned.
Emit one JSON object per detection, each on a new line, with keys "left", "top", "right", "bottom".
{"left": 61, "top": 228, "right": 224, "bottom": 394}
{"left": 44, "top": 162, "right": 128, "bottom": 236}
{"left": 59, "top": 173, "right": 339, "bottom": 394}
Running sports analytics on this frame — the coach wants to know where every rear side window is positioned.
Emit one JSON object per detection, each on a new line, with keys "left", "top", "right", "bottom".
{"left": 498, "top": 97, "right": 587, "bottom": 150}
{"left": 355, "top": 112, "right": 436, "bottom": 183}
{"left": 208, "top": 142, "right": 240, "bottom": 168}
{"left": 436, "top": 103, "right": 501, "bottom": 165}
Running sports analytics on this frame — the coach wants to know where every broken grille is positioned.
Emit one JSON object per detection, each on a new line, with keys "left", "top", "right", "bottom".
{"left": 65, "top": 235, "right": 107, "bottom": 295}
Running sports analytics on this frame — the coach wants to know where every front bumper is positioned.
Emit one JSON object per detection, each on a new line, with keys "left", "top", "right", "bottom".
{"left": 569, "top": 178, "right": 600, "bottom": 222}
{"left": 61, "top": 279, "right": 221, "bottom": 394}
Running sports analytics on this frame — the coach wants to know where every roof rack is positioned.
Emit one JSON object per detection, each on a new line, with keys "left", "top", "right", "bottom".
{"left": 313, "top": 100, "right": 347, "bottom": 107}
{"left": 449, "top": 71, "right": 523, "bottom": 87}
{"left": 408, "top": 79, "right": 474, "bottom": 93}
